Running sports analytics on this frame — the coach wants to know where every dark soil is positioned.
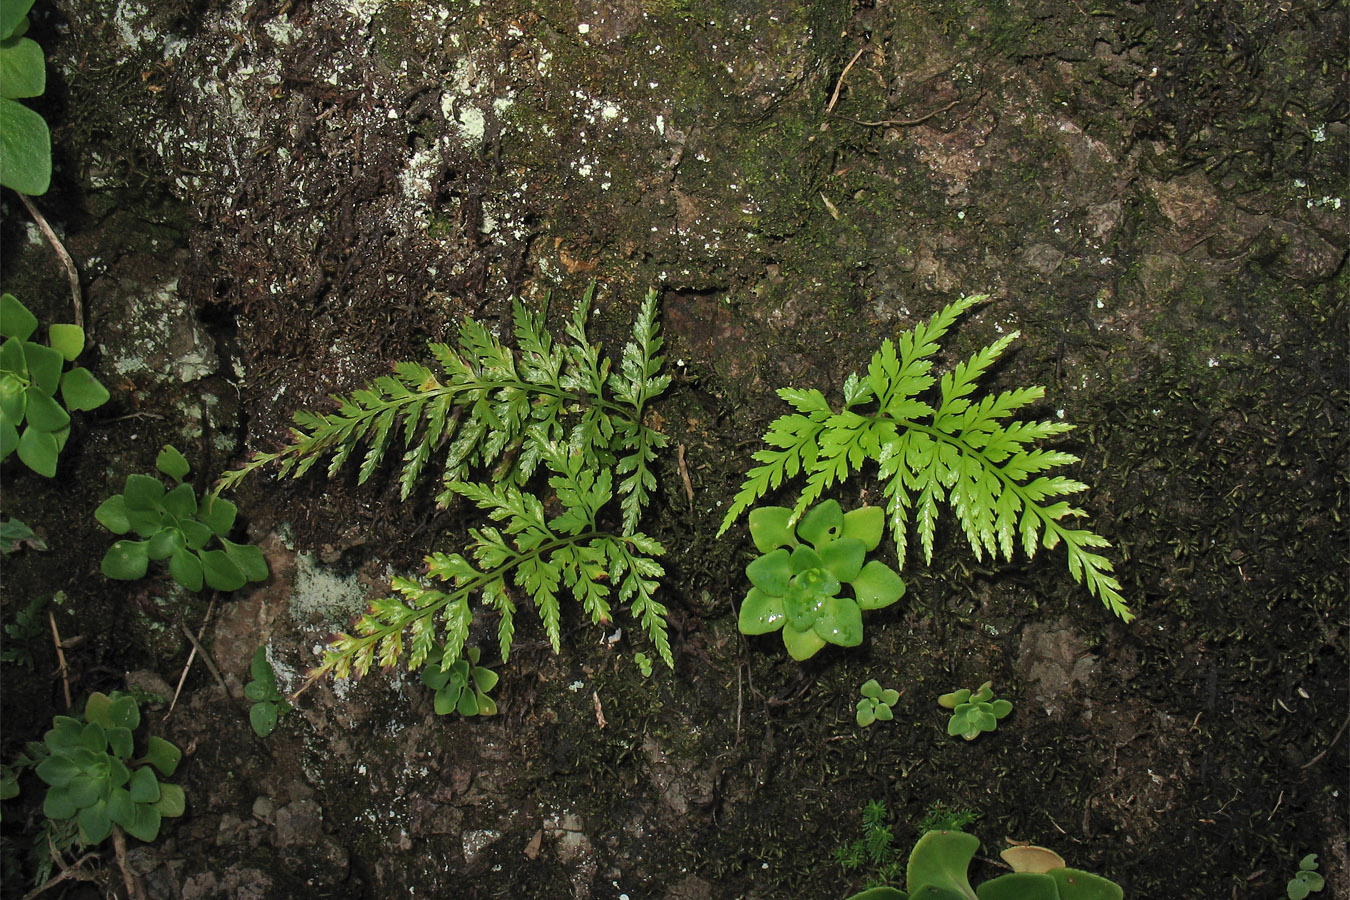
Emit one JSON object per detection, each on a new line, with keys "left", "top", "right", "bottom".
{"left": 2, "top": 1, "right": 1346, "bottom": 899}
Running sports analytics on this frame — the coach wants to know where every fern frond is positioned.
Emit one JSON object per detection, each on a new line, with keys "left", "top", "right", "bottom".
{"left": 725, "top": 294, "right": 1131, "bottom": 620}
{"left": 227, "top": 285, "right": 676, "bottom": 690}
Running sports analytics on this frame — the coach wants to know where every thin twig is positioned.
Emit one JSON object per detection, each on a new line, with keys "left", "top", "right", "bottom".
{"left": 20, "top": 849, "right": 102, "bottom": 900}
{"left": 17, "top": 193, "right": 82, "bottom": 329}
{"left": 827, "top": 44, "right": 869, "bottom": 114}
{"left": 169, "top": 597, "right": 217, "bottom": 714}
{"left": 47, "top": 611, "right": 71, "bottom": 709}
{"left": 835, "top": 92, "right": 980, "bottom": 129}
{"left": 173, "top": 603, "right": 230, "bottom": 700}
{"left": 1302, "top": 712, "right": 1350, "bottom": 769}
{"left": 676, "top": 443, "right": 694, "bottom": 507}
{"left": 112, "top": 826, "right": 147, "bottom": 900}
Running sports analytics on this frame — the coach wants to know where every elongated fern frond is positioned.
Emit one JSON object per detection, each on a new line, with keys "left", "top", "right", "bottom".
{"left": 719, "top": 295, "right": 1131, "bottom": 622}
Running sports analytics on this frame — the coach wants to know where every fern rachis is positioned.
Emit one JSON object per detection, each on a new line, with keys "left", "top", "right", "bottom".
{"left": 719, "top": 294, "right": 1131, "bottom": 621}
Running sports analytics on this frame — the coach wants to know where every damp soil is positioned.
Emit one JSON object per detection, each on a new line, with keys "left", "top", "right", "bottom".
{"left": 1, "top": 1, "right": 1346, "bottom": 898}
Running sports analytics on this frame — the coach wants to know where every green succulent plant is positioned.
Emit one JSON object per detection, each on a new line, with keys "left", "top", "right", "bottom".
{"left": 32, "top": 691, "right": 185, "bottom": 844}
{"left": 244, "top": 646, "right": 292, "bottom": 738}
{"left": 95, "top": 445, "right": 268, "bottom": 593}
{"left": 938, "top": 682, "right": 1013, "bottom": 741}
{"left": 738, "top": 499, "right": 905, "bottom": 661}
{"left": 841, "top": 829, "right": 1123, "bottom": 900}
{"left": 1, "top": 294, "right": 109, "bottom": 476}
{"left": 856, "top": 679, "right": 900, "bottom": 727}
{"left": 0, "top": 0, "right": 52, "bottom": 195}
{"left": 1287, "top": 854, "right": 1324, "bottom": 900}
{"left": 420, "top": 645, "right": 498, "bottom": 717}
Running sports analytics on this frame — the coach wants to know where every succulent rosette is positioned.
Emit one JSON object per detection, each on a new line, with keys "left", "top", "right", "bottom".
{"left": 738, "top": 499, "right": 906, "bottom": 660}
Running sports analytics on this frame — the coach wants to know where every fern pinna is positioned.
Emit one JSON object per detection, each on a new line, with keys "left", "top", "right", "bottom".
{"left": 220, "top": 286, "right": 673, "bottom": 686}
{"left": 718, "top": 294, "right": 1131, "bottom": 621}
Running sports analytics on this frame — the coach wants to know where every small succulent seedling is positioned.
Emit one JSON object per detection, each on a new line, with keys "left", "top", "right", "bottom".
{"left": 0, "top": 0, "right": 52, "bottom": 195}
{"left": 938, "top": 681, "right": 1012, "bottom": 740}
{"left": 738, "top": 499, "right": 906, "bottom": 660}
{"left": 244, "top": 646, "right": 292, "bottom": 737}
{"left": 1, "top": 294, "right": 109, "bottom": 476}
{"left": 841, "top": 829, "right": 1123, "bottom": 900}
{"left": 420, "top": 645, "right": 498, "bottom": 717}
{"left": 32, "top": 691, "right": 185, "bottom": 844}
{"left": 634, "top": 651, "right": 654, "bottom": 677}
{"left": 95, "top": 445, "right": 268, "bottom": 592}
{"left": 1288, "top": 854, "right": 1325, "bottom": 900}
{"left": 856, "top": 679, "right": 900, "bottom": 727}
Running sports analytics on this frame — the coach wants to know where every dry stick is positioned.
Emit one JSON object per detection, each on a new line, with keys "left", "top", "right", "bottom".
{"left": 111, "top": 826, "right": 147, "bottom": 900}
{"left": 171, "top": 602, "right": 232, "bottom": 704}
{"left": 826, "top": 44, "right": 869, "bottom": 114}
{"left": 20, "top": 848, "right": 102, "bottom": 900}
{"left": 838, "top": 93, "right": 976, "bottom": 129}
{"left": 47, "top": 611, "right": 72, "bottom": 709}
{"left": 1301, "top": 712, "right": 1350, "bottom": 769}
{"left": 17, "top": 193, "right": 83, "bottom": 329}
{"left": 168, "top": 596, "right": 217, "bottom": 714}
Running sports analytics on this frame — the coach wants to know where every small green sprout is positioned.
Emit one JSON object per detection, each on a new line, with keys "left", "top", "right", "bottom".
{"left": 1288, "top": 854, "right": 1325, "bottom": 900}
{"left": 835, "top": 799, "right": 904, "bottom": 888}
{"left": 738, "top": 500, "right": 906, "bottom": 660}
{"left": 1, "top": 294, "right": 109, "bottom": 476}
{"left": 243, "top": 646, "right": 292, "bottom": 738}
{"left": 855, "top": 679, "right": 900, "bottom": 727}
{"left": 634, "top": 651, "right": 654, "bottom": 677}
{"left": 32, "top": 691, "right": 185, "bottom": 844}
{"left": 95, "top": 445, "right": 268, "bottom": 593}
{"left": 420, "top": 645, "right": 498, "bottom": 717}
{"left": 938, "top": 681, "right": 1012, "bottom": 740}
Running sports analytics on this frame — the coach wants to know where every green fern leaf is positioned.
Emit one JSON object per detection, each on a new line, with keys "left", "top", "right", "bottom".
{"left": 725, "top": 294, "right": 1131, "bottom": 620}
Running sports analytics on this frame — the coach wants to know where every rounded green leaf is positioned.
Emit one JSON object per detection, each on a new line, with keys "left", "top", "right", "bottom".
{"left": 122, "top": 473, "right": 166, "bottom": 509}
{"left": 159, "top": 482, "right": 197, "bottom": 518}
{"left": 0, "top": 372, "right": 25, "bottom": 420}
{"left": 153, "top": 782, "right": 185, "bottom": 818}
{"left": 106, "top": 786, "right": 134, "bottom": 828}
{"left": 144, "top": 736, "right": 181, "bottom": 777}
{"left": 22, "top": 340, "right": 61, "bottom": 393}
{"left": 818, "top": 536, "right": 865, "bottom": 583}
{"left": 0, "top": 34, "right": 44, "bottom": 98}
{"left": 42, "top": 784, "right": 78, "bottom": 820}
{"left": 35, "top": 752, "right": 79, "bottom": 788}
{"left": 1049, "top": 868, "right": 1124, "bottom": 900}
{"left": 841, "top": 504, "right": 885, "bottom": 550}
{"left": 747, "top": 506, "right": 796, "bottom": 553}
{"left": 22, "top": 387, "right": 67, "bottom": 432}
{"left": 199, "top": 493, "right": 238, "bottom": 536}
{"left": 432, "top": 686, "right": 460, "bottom": 716}
{"left": 146, "top": 526, "right": 184, "bottom": 560}
{"left": 200, "top": 549, "right": 246, "bottom": 591}
{"left": 221, "top": 537, "right": 269, "bottom": 582}
{"left": 938, "top": 689, "right": 970, "bottom": 709}
{"left": 0, "top": 412, "right": 18, "bottom": 460}
{"left": 421, "top": 664, "right": 451, "bottom": 691}
{"left": 94, "top": 495, "right": 131, "bottom": 534}
{"left": 881, "top": 688, "right": 900, "bottom": 705}
{"left": 856, "top": 700, "right": 876, "bottom": 727}
{"left": 122, "top": 802, "right": 161, "bottom": 842}
{"left": 105, "top": 726, "right": 133, "bottom": 760}
{"left": 787, "top": 544, "right": 824, "bottom": 575}
{"left": 781, "top": 623, "right": 827, "bottom": 661}
{"left": 471, "top": 666, "right": 498, "bottom": 694}
{"left": 475, "top": 692, "right": 497, "bottom": 716}
{"left": 976, "top": 872, "right": 1060, "bottom": 900}
{"left": 169, "top": 548, "right": 204, "bottom": 591}
{"left": 1288, "top": 880, "right": 1310, "bottom": 900}
{"left": 860, "top": 678, "right": 882, "bottom": 699}
{"left": 813, "top": 595, "right": 863, "bottom": 647}
{"left": 737, "top": 587, "right": 786, "bottom": 635}
{"left": 874, "top": 703, "right": 894, "bottom": 721}
{"left": 77, "top": 799, "right": 113, "bottom": 844}
{"left": 128, "top": 766, "right": 160, "bottom": 804}
{"left": 853, "top": 560, "right": 906, "bottom": 610}
{"left": 101, "top": 539, "right": 149, "bottom": 580}
{"left": 457, "top": 688, "right": 480, "bottom": 716}
{"left": 244, "top": 681, "right": 270, "bottom": 702}
{"left": 47, "top": 323, "right": 84, "bottom": 361}
{"left": 155, "top": 444, "right": 190, "bottom": 482}
{"left": 179, "top": 518, "right": 213, "bottom": 550}
{"left": 990, "top": 699, "right": 1013, "bottom": 719}
{"left": 105, "top": 693, "right": 139, "bottom": 729}
{"left": 0, "top": 97, "right": 50, "bottom": 195}
{"left": 0, "top": 294, "right": 37, "bottom": 341}
{"left": 796, "top": 499, "right": 844, "bottom": 546}
{"left": 745, "top": 548, "right": 791, "bottom": 596}
{"left": 906, "top": 829, "right": 981, "bottom": 899}
{"left": 250, "top": 701, "right": 278, "bottom": 737}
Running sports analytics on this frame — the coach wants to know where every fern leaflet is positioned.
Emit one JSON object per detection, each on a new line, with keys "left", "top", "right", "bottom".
{"left": 719, "top": 294, "right": 1131, "bottom": 621}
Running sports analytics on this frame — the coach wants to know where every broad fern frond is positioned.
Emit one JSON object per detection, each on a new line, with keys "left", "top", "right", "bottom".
{"left": 720, "top": 294, "right": 1131, "bottom": 621}
{"left": 223, "top": 286, "right": 676, "bottom": 692}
